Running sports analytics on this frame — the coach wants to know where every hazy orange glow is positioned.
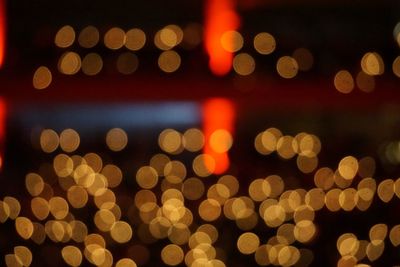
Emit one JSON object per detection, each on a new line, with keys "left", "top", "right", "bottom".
{"left": 0, "top": 0, "right": 5, "bottom": 68}
{"left": 0, "top": 98, "right": 6, "bottom": 170}
{"left": 204, "top": 0, "right": 240, "bottom": 76}
{"left": 202, "top": 98, "right": 235, "bottom": 174}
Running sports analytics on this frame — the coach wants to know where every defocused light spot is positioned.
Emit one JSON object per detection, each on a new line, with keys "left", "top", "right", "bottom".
{"left": 233, "top": 53, "right": 255, "bottom": 76}
{"left": 49, "top": 196, "right": 69, "bottom": 220}
{"left": 366, "top": 241, "right": 384, "bottom": 262}
{"left": 25, "top": 173, "right": 44, "bottom": 197}
{"left": 293, "top": 48, "right": 313, "bottom": 71}
{"left": 58, "top": 52, "right": 81, "bottom": 75}
{"left": 104, "top": 27, "right": 126, "bottom": 50}
{"left": 136, "top": 166, "right": 158, "bottom": 189}
{"left": 392, "top": 56, "right": 400, "bottom": 78}
{"left": 161, "top": 244, "right": 184, "bottom": 266}
{"left": 106, "top": 128, "right": 128, "bottom": 152}
{"left": 193, "top": 154, "right": 215, "bottom": 177}
{"left": 276, "top": 56, "right": 298, "bottom": 79}
{"left": 78, "top": 25, "right": 99, "bottom": 48}
{"left": 117, "top": 52, "right": 139, "bottom": 74}
{"left": 334, "top": 70, "right": 354, "bottom": 94}
{"left": 33, "top": 66, "right": 52, "bottom": 90}
{"left": 158, "top": 50, "right": 181, "bottom": 73}
{"left": 338, "top": 156, "right": 358, "bottom": 180}
{"left": 182, "top": 177, "right": 205, "bottom": 200}
{"left": 377, "top": 179, "right": 394, "bottom": 203}
{"left": 209, "top": 129, "right": 233, "bottom": 153}
{"left": 237, "top": 232, "right": 260, "bottom": 254}
{"left": 40, "top": 129, "right": 59, "bottom": 153}
{"left": 67, "top": 185, "right": 88, "bottom": 209}
{"left": 14, "top": 246, "right": 32, "bottom": 267}
{"left": 198, "top": 199, "right": 221, "bottom": 221}
{"left": 60, "top": 129, "right": 80, "bottom": 153}
{"left": 31, "top": 197, "right": 49, "bottom": 220}
{"left": 111, "top": 221, "right": 132, "bottom": 243}
{"left": 296, "top": 155, "right": 318, "bottom": 174}
{"left": 101, "top": 164, "right": 123, "bottom": 188}
{"left": 356, "top": 71, "right": 375, "bottom": 93}
{"left": 55, "top": 25, "right": 75, "bottom": 48}
{"left": 183, "top": 128, "right": 204, "bottom": 152}
{"left": 125, "top": 28, "right": 146, "bottom": 51}
{"left": 220, "top": 30, "right": 243, "bottom": 52}
{"left": 313, "top": 167, "right": 334, "bottom": 191}
{"left": 62, "top": 246, "right": 82, "bottom": 267}
{"left": 294, "top": 220, "right": 316, "bottom": 243}
{"left": 182, "top": 23, "right": 202, "bottom": 49}
{"left": 115, "top": 258, "right": 137, "bottom": 267}
{"left": 361, "top": 52, "right": 384, "bottom": 76}
{"left": 15, "top": 217, "right": 34, "bottom": 239}
{"left": 390, "top": 225, "right": 400, "bottom": 246}
{"left": 254, "top": 32, "right": 276, "bottom": 55}
{"left": 82, "top": 53, "right": 103, "bottom": 76}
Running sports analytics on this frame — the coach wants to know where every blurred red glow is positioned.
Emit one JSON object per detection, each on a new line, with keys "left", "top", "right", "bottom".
{"left": 0, "top": 0, "right": 5, "bottom": 68}
{"left": 0, "top": 98, "right": 5, "bottom": 170}
{"left": 204, "top": 0, "right": 240, "bottom": 76}
{"left": 202, "top": 98, "right": 235, "bottom": 174}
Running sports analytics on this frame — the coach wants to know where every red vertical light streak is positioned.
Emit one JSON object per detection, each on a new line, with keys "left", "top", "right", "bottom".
{"left": 0, "top": 98, "right": 5, "bottom": 170}
{"left": 204, "top": 0, "right": 240, "bottom": 76}
{"left": 202, "top": 98, "right": 235, "bottom": 174}
{"left": 0, "top": 0, "right": 5, "bottom": 68}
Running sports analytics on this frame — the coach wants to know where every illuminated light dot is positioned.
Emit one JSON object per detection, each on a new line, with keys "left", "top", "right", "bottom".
{"left": 161, "top": 244, "right": 184, "bottom": 266}
{"left": 73, "top": 164, "right": 94, "bottom": 188}
{"left": 3, "top": 197, "right": 20, "bottom": 220}
{"left": 106, "top": 128, "right": 128, "bottom": 152}
{"left": 70, "top": 220, "right": 88, "bottom": 243}
{"left": 263, "top": 204, "right": 286, "bottom": 228}
{"left": 168, "top": 223, "right": 190, "bottom": 245}
{"left": 292, "top": 48, "right": 314, "bottom": 71}
{"left": 158, "top": 50, "right": 181, "bottom": 73}
{"left": 296, "top": 155, "right": 318, "bottom": 174}
{"left": 357, "top": 157, "right": 375, "bottom": 178}
{"left": 55, "top": 25, "right": 75, "bottom": 48}
{"left": 158, "top": 129, "right": 183, "bottom": 154}
{"left": 356, "top": 71, "right": 375, "bottom": 93}
{"left": 389, "top": 225, "right": 400, "bottom": 246}
{"left": 393, "top": 56, "right": 400, "bottom": 78}
{"left": 31, "top": 222, "right": 46, "bottom": 245}
{"left": 338, "top": 156, "right": 358, "bottom": 180}
{"left": 58, "top": 52, "right": 81, "bottom": 75}
{"left": 369, "top": 224, "right": 388, "bottom": 245}
{"left": 265, "top": 175, "right": 285, "bottom": 198}
{"left": 183, "top": 128, "right": 204, "bottom": 152}
{"left": 159, "top": 28, "right": 177, "bottom": 49}
{"left": 136, "top": 166, "right": 158, "bottom": 189}
{"left": 325, "top": 188, "right": 341, "bottom": 212}
{"left": 49, "top": 197, "right": 69, "bottom": 220}
{"left": 164, "top": 160, "right": 186, "bottom": 184}
{"left": 116, "top": 258, "right": 137, "bottom": 267}
{"left": 313, "top": 167, "right": 334, "bottom": 190}
{"left": 40, "top": 129, "right": 59, "bottom": 153}
{"left": 117, "top": 52, "right": 139, "bottom": 75}
{"left": 218, "top": 175, "right": 239, "bottom": 197}
{"left": 207, "top": 184, "right": 230, "bottom": 205}
{"left": 135, "top": 189, "right": 157, "bottom": 209}
{"left": 14, "top": 246, "right": 32, "bottom": 267}
{"left": 293, "top": 205, "right": 314, "bottom": 224}
{"left": 197, "top": 224, "right": 218, "bottom": 244}
{"left": 233, "top": 53, "right": 255, "bottom": 76}
{"left": 357, "top": 178, "right": 376, "bottom": 201}
{"left": 86, "top": 173, "right": 108, "bottom": 196}
{"left": 67, "top": 185, "right": 88, "bottom": 209}
{"left": 278, "top": 246, "right": 300, "bottom": 266}
{"left": 253, "top": 32, "right": 276, "bottom": 55}
{"left": 377, "top": 179, "right": 394, "bottom": 203}
{"left": 255, "top": 244, "right": 272, "bottom": 266}
{"left": 220, "top": 30, "right": 243, "bottom": 52}
{"left": 111, "top": 221, "right": 132, "bottom": 243}
{"left": 94, "top": 209, "right": 116, "bottom": 232}
{"left": 276, "top": 56, "right": 298, "bottom": 79}
{"left": 54, "top": 154, "right": 74, "bottom": 178}
{"left": 5, "top": 254, "right": 23, "bottom": 267}
{"left": 182, "top": 177, "right": 205, "bottom": 200}
{"left": 33, "top": 66, "right": 52, "bottom": 90}
{"left": 277, "top": 223, "right": 296, "bottom": 245}
{"left": 366, "top": 241, "right": 384, "bottom": 262}
{"left": 94, "top": 188, "right": 116, "bottom": 209}
{"left": 31, "top": 197, "right": 49, "bottom": 220}
{"left": 125, "top": 28, "right": 146, "bottom": 51}
{"left": 193, "top": 154, "right": 215, "bottom": 177}
{"left": 361, "top": 52, "right": 384, "bottom": 76}
{"left": 85, "top": 233, "right": 106, "bottom": 248}
{"left": 184, "top": 249, "right": 207, "bottom": 267}
{"left": 149, "top": 216, "right": 172, "bottom": 239}
{"left": 337, "top": 256, "right": 357, "bottom": 267}
{"left": 15, "top": 217, "right": 34, "bottom": 239}
{"left": 305, "top": 188, "right": 325, "bottom": 211}
{"left": 334, "top": 70, "right": 354, "bottom": 94}
{"left": 237, "top": 232, "right": 260, "bottom": 255}
{"left": 84, "top": 245, "right": 106, "bottom": 266}
{"left": 78, "top": 25, "right": 99, "bottom": 48}
{"left": 62, "top": 246, "right": 82, "bottom": 267}
{"left": 60, "top": 129, "right": 80, "bottom": 153}
{"left": 83, "top": 152, "right": 102, "bottom": 173}
{"left": 101, "top": 164, "right": 123, "bottom": 188}
{"left": 248, "top": 178, "right": 271, "bottom": 202}
{"left": 334, "top": 170, "right": 353, "bottom": 189}
{"left": 81, "top": 53, "right": 103, "bottom": 76}
{"left": 104, "top": 27, "right": 126, "bottom": 50}
{"left": 181, "top": 23, "right": 202, "bottom": 49}
{"left": 209, "top": 129, "right": 233, "bottom": 153}
{"left": 276, "top": 135, "right": 298, "bottom": 160}
{"left": 298, "top": 134, "right": 321, "bottom": 157}
{"left": 198, "top": 199, "right": 221, "bottom": 222}
{"left": 294, "top": 220, "right": 316, "bottom": 243}
{"left": 25, "top": 173, "right": 44, "bottom": 197}
{"left": 338, "top": 188, "right": 358, "bottom": 211}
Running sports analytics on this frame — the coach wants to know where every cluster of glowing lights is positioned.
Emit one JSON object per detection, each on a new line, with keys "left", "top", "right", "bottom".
{"left": 2, "top": 124, "right": 398, "bottom": 266}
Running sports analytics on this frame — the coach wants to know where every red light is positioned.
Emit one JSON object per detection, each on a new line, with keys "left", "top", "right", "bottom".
{"left": 204, "top": 0, "right": 240, "bottom": 76}
{"left": 0, "top": 0, "right": 5, "bottom": 68}
{"left": 202, "top": 98, "right": 235, "bottom": 174}
{"left": 0, "top": 98, "right": 5, "bottom": 171}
